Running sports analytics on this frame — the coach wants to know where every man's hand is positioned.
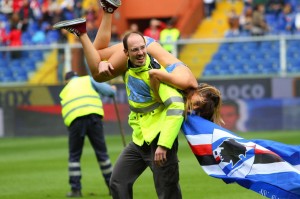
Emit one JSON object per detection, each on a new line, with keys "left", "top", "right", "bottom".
{"left": 154, "top": 145, "right": 167, "bottom": 167}
{"left": 98, "top": 61, "right": 114, "bottom": 77}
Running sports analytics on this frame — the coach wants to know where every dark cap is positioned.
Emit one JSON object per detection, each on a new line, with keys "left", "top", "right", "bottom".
{"left": 65, "top": 71, "right": 78, "bottom": 81}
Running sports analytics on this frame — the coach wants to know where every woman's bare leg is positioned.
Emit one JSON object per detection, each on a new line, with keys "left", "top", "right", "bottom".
{"left": 93, "top": 12, "right": 113, "bottom": 50}
{"left": 78, "top": 33, "right": 101, "bottom": 76}
{"left": 147, "top": 42, "right": 198, "bottom": 91}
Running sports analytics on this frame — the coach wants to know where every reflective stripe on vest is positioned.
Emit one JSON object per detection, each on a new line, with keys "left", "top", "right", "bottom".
{"left": 60, "top": 76, "right": 104, "bottom": 126}
{"left": 129, "top": 102, "right": 161, "bottom": 113}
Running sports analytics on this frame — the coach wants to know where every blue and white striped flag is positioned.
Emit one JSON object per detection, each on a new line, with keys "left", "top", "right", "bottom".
{"left": 181, "top": 114, "right": 300, "bottom": 199}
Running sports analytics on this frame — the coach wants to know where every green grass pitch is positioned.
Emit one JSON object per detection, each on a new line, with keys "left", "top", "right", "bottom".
{"left": 0, "top": 131, "right": 299, "bottom": 199}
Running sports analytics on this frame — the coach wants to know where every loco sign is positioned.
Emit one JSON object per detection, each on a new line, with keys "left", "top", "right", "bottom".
{"left": 203, "top": 79, "right": 272, "bottom": 100}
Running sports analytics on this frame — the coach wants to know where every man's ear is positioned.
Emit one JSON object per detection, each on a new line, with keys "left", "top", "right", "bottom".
{"left": 123, "top": 49, "right": 128, "bottom": 56}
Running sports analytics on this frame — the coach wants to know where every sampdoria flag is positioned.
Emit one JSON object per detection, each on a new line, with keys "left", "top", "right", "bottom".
{"left": 181, "top": 114, "right": 300, "bottom": 199}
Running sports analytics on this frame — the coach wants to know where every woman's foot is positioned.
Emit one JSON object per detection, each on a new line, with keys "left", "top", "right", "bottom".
{"left": 52, "top": 18, "right": 86, "bottom": 37}
{"left": 99, "top": 0, "right": 121, "bottom": 13}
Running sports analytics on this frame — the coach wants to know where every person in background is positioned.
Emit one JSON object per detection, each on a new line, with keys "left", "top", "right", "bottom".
{"left": 251, "top": 4, "right": 269, "bottom": 36}
{"left": 111, "top": 24, "right": 120, "bottom": 42}
{"left": 143, "top": 18, "right": 166, "bottom": 41}
{"left": 128, "top": 23, "right": 139, "bottom": 32}
{"left": 159, "top": 18, "right": 180, "bottom": 54}
{"left": 277, "top": 3, "right": 296, "bottom": 34}
{"left": 203, "top": 0, "right": 216, "bottom": 18}
{"left": 225, "top": 8, "right": 241, "bottom": 37}
{"left": 0, "top": 0, "right": 13, "bottom": 17}
{"left": 121, "top": 22, "right": 139, "bottom": 39}
{"left": 18, "top": 0, "right": 34, "bottom": 32}
{"left": 220, "top": 99, "right": 240, "bottom": 132}
{"left": 239, "top": 6, "right": 253, "bottom": 35}
{"left": 0, "top": 22, "right": 7, "bottom": 46}
{"left": 60, "top": 71, "right": 116, "bottom": 197}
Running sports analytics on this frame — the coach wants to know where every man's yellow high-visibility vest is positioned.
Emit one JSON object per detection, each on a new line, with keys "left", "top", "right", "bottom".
{"left": 60, "top": 76, "right": 104, "bottom": 126}
{"left": 124, "top": 55, "right": 184, "bottom": 149}
{"left": 160, "top": 28, "right": 180, "bottom": 53}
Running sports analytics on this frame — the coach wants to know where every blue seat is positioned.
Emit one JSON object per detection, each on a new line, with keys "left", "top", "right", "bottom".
{"left": 0, "top": 60, "right": 8, "bottom": 68}
{"left": 46, "top": 30, "right": 60, "bottom": 44}
{"left": 265, "top": 50, "right": 279, "bottom": 59}
{"left": 9, "top": 59, "right": 22, "bottom": 68}
{"left": 287, "top": 59, "right": 300, "bottom": 73}
{"left": 12, "top": 67, "right": 28, "bottom": 82}
{"left": 0, "top": 68, "right": 14, "bottom": 82}
{"left": 29, "top": 50, "right": 44, "bottom": 62}
{"left": 22, "top": 59, "right": 36, "bottom": 72}
{"left": 259, "top": 41, "right": 279, "bottom": 51}
{"left": 22, "top": 32, "right": 33, "bottom": 45}
{"left": 242, "top": 42, "right": 258, "bottom": 51}
{"left": 287, "top": 65, "right": 300, "bottom": 73}
{"left": 212, "top": 52, "right": 225, "bottom": 61}
{"left": 250, "top": 52, "right": 265, "bottom": 60}
{"left": 228, "top": 42, "right": 244, "bottom": 52}
{"left": 231, "top": 67, "right": 247, "bottom": 75}
{"left": 0, "top": 76, "right": 15, "bottom": 83}
{"left": 0, "top": 67, "right": 13, "bottom": 77}
{"left": 14, "top": 74, "right": 28, "bottom": 82}
{"left": 235, "top": 51, "right": 250, "bottom": 60}
{"left": 203, "top": 68, "right": 217, "bottom": 76}
{"left": 260, "top": 61, "right": 280, "bottom": 74}
{"left": 0, "top": 13, "right": 8, "bottom": 21}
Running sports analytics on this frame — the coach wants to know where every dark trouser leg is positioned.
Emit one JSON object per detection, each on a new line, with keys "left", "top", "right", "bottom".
{"left": 68, "top": 119, "right": 85, "bottom": 191}
{"left": 86, "top": 114, "right": 113, "bottom": 187}
{"left": 110, "top": 142, "right": 149, "bottom": 199}
{"left": 151, "top": 137, "right": 182, "bottom": 199}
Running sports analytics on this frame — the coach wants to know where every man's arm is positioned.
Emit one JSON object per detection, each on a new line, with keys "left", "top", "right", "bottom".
{"left": 90, "top": 77, "right": 116, "bottom": 97}
{"left": 157, "top": 84, "right": 185, "bottom": 149}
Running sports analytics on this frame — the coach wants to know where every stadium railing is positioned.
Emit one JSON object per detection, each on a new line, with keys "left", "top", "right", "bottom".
{"left": 1, "top": 34, "right": 300, "bottom": 84}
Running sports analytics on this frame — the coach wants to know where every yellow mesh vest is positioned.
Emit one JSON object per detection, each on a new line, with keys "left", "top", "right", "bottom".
{"left": 124, "top": 55, "right": 184, "bottom": 148}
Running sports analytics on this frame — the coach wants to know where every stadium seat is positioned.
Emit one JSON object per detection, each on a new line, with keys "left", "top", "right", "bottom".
{"left": 212, "top": 52, "right": 225, "bottom": 61}
{"left": 250, "top": 52, "right": 265, "bottom": 60}
{"left": 228, "top": 42, "right": 244, "bottom": 52}
{"left": 287, "top": 59, "right": 300, "bottom": 73}
{"left": 242, "top": 42, "right": 258, "bottom": 51}
{"left": 9, "top": 59, "right": 22, "bottom": 68}
{"left": 22, "top": 59, "right": 36, "bottom": 72}
{"left": 203, "top": 68, "right": 217, "bottom": 76}
{"left": 12, "top": 67, "right": 28, "bottom": 82}
{"left": 29, "top": 50, "right": 44, "bottom": 62}
{"left": 0, "top": 59, "right": 8, "bottom": 68}
{"left": 259, "top": 41, "right": 279, "bottom": 51}
{"left": 46, "top": 30, "right": 60, "bottom": 44}
{"left": 260, "top": 60, "right": 280, "bottom": 74}
{"left": 0, "top": 68, "right": 14, "bottom": 82}
{"left": 235, "top": 51, "right": 250, "bottom": 61}
{"left": 22, "top": 32, "right": 33, "bottom": 45}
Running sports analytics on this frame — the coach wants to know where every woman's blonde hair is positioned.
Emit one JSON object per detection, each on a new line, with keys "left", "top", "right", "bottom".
{"left": 185, "top": 83, "right": 224, "bottom": 126}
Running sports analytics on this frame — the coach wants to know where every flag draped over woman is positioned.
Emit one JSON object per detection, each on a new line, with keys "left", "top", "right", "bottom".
{"left": 182, "top": 114, "right": 300, "bottom": 199}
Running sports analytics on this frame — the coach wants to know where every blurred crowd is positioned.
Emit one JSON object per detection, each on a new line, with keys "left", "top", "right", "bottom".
{"left": 0, "top": 0, "right": 103, "bottom": 46}
{"left": 3, "top": 0, "right": 297, "bottom": 48}
{"left": 0, "top": 0, "right": 182, "bottom": 56}
{"left": 225, "top": 0, "right": 300, "bottom": 37}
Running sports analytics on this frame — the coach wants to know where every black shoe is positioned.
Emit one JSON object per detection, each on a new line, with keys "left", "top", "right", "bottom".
{"left": 66, "top": 190, "right": 82, "bottom": 198}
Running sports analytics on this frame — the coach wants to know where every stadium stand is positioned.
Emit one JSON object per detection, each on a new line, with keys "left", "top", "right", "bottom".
{"left": 200, "top": 0, "right": 300, "bottom": 78}
{"left": 1, "top": 0, "right": 300, "bottom": 83}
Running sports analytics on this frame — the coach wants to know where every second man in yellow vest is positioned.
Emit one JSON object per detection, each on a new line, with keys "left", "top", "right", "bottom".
{"left": 60, "top": 71, "right": 116, "bottom": 197}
